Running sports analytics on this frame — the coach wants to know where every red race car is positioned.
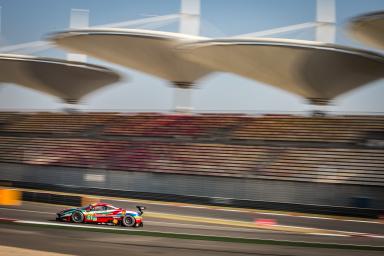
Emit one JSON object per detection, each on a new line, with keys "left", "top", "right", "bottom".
{"left": 56, "top": 202, "right": 145, "bottom": 227}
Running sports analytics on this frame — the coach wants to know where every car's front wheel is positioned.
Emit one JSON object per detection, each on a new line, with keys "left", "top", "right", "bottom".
{"left": 121, "top": 215, "right": 136, "bottom": 227}
{"left": 71, "top": 211, "right": 84, "bottom": 223}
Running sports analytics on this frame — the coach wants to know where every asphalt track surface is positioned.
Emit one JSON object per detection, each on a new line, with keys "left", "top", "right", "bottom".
{"left": 0, "top": 197, "right": 384, "bottom": 256}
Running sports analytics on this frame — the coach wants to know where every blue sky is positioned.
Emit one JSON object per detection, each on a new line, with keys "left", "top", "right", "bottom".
{"left": 0, "top": 0, "right": 383, "bottom": 113}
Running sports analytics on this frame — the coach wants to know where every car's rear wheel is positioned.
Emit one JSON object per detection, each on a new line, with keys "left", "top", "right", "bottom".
{"left": 71, "top": 211, "right": 84, "bottom": 223}
{"left": 122, "top": 216, "right": 136, "bottom": 227}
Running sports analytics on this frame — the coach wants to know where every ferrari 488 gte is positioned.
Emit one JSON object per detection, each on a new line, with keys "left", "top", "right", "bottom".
{"left": 56, "top": 202, "right": 145, "bottom": 227}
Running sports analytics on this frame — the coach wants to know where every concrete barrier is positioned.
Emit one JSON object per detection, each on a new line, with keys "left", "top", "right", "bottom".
{"left": 2, "top": 162, "right": 383, "bottom": 209}
{"left": 2, "top": 180, "right": 383, "bottom": 218}
{"left": 22, "top": 191, "right": 81, "bottom": 207}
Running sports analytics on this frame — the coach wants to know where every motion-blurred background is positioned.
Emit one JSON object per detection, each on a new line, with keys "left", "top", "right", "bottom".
{"left": 0, "top": 0, "right": 383, "bottom": 255}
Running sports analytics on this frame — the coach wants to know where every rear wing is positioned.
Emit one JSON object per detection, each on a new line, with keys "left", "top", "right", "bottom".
{"left": 136, "top": 206, "right": 146, "bottom": 215}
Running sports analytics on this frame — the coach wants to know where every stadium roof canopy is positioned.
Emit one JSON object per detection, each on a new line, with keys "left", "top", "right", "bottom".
{"left": 180, "top": 38, "right": 384, "bottom": 104}
{"left": 348, "top": 11, "right": 384, "bottom": 50}
{"left": 0, "top": 54, "right": 120, "bottom": 103}
{"left": 49, "top": 29, "right": 212, "bottom": 87}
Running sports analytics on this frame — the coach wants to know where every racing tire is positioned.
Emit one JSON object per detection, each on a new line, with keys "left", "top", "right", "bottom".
{"left": 121, "top": 215, "right": 136, "bottom": 227}
{"left": 71, "top": 211, "right": 84, "bottom": 223}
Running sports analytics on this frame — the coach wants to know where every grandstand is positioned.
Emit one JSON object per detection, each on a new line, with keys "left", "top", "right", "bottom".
{"left": 0, "top": 112, "right": 383, "bottom": 189}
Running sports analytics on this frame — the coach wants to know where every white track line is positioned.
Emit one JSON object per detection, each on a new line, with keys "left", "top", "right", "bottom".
{"left": 308, "top": 233, "right": 350, "bottom": 237}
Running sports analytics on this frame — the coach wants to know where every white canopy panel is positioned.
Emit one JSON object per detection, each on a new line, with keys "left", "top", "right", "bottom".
{"left": 50, "top": 29, "right": 212, "bottom": 86}
{"left": 0, "top": 54, "right": 120, "bottom": 103}
{"left": 181, "top": 38, "right": 384, "bottom": 104}
{"left": 348, "top": 11, "right": 384, "bottom": 50}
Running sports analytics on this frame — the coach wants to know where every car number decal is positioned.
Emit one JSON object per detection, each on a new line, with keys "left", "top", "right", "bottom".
{"left": 86, "top": 213, "right": 97, "bottom": 221}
